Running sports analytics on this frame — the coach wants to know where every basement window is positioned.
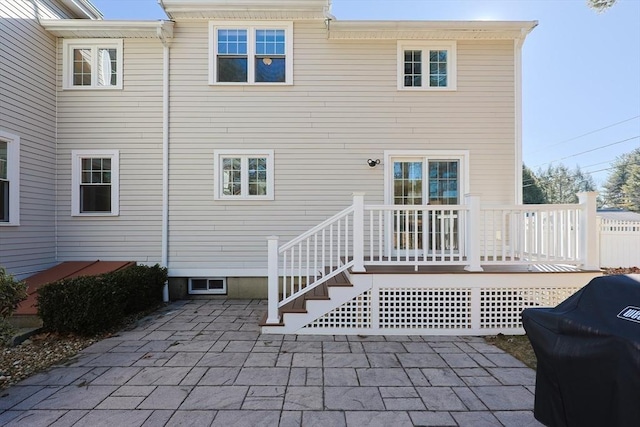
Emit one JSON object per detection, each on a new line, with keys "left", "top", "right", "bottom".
{"left": 189, "top": 278, "right": 227, "bottom": 295}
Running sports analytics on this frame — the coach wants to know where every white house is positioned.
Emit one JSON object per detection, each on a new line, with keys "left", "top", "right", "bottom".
{"left": 0, "top": 0, "right": 602, "bottom": 335}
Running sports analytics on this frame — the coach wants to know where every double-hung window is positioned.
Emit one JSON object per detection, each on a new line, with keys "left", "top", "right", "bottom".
{"left": 0, "top": 131, "right": 20, "bottom": 226}
{"left": 214, "top": 150, "right": 274, "bottom": 200}
{"left": 210, "top": 22, "right": 293, "bottom": 85}
{"left": 72, "top": 150, "right": 119, "bottom": 216}
{"left": 63, "top": 39, "right": 123, "bottom": 89}
{"left": 397, "top": 41, "right": 457, "bottom": 90}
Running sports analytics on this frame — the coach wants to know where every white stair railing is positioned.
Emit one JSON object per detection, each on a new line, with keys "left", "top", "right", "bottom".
{"left": 266, "top": 203, "right": 356, "bottom": 324}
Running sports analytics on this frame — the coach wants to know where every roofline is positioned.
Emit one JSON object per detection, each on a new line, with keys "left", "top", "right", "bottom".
{"left": 60, "top": 0, "right": 103, "bottom": 19}
{"left": 41, "top": 19, "right": 175, "bottom": 39}
{"left": 159, "top": 0, "right": 331, "bottom": 20}
{"left": 327, "top": 20, "right": 538, "bottom": 41}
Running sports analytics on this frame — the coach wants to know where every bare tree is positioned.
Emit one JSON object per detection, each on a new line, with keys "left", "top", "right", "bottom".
{"left": 587, "top": 0, "right": 617, "bottom": 13}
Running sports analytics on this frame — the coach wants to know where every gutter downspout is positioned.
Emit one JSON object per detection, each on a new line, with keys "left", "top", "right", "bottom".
{"left": 514, "top": 33, "right": 524, "bottom": 205}
{"left": 160, "top": 25, "right": 170, "bottom": 302}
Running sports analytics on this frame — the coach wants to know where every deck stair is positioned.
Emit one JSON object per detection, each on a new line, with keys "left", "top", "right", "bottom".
{"left": 260, "top": 271, "right": 366, "bottom": 330}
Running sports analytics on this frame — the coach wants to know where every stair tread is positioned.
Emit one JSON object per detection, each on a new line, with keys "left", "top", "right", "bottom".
{"left": 306, "top": 282, "right": 330, "bottom": 299}
{"left": 262, "top": 269, "right": 354, "bottom": 329}
{"left": 325, "top": 272, "right": 351, "bottom": 287}
{"left": 258, "top": 312, "right": 284, "bottom": 327}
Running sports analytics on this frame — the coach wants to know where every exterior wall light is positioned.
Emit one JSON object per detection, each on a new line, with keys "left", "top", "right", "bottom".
{"left": 367, "top": 159, "right": 380, "bottom": 167}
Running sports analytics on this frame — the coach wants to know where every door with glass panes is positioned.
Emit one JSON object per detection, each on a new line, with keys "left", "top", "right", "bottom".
{"left": 390, "top": 157, "right": 461, "bottom": 254}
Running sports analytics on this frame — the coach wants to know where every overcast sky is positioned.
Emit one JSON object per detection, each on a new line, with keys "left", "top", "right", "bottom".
{"left": 90, "top": 0, "right": 640, "bottom": 188}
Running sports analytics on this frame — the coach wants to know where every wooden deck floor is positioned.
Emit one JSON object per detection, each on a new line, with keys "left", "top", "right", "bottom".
{"left": 351, "top": 263, "right": 600, "bottom": 274}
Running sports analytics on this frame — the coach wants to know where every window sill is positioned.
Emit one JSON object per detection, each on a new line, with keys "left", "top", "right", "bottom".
{"left": 63, "top": 86, "right": 124, "bottom": 91}
{"left": 71, "top": 213, "right": 119, "bottom": 217}
{"left": 397, "top": 87, "right": 457, "bottom": 92}
{"left": 209, "top": 82, "right": 293, "bottom": 86}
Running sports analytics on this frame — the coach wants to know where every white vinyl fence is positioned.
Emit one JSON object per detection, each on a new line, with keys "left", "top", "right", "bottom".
{"left": 599, "top": 217, "right": 640, "bottom": 268}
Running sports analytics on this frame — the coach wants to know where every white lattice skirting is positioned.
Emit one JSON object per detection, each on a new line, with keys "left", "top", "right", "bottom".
{"left": 302, "top": 284, "right": 580, "bottom": 335}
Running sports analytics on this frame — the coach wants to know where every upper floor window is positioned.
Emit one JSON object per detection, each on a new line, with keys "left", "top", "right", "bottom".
{"left": 72, "top": 150, "right": 119, "bottom": 216}
{"left": 214, "top": 150, "right": 274, "bottom": 200}
{"left": 209, "top": 22, "right": 293, "bottom": 85}
{"left": 397, "top": 41, "right": 457, "bottom": 91}
{"left": 0, "top": 131, "right": 20, "bottom": 226}
{"left": 63, "top": 39, "right": 123, "bottom": 89}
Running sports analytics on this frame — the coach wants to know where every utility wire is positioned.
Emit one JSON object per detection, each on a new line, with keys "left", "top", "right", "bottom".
{"left": 532, "top": 135, "right": 639, "bottom": 169}
{"left": 527, "top": 115, "right": 640, "bottom": 155}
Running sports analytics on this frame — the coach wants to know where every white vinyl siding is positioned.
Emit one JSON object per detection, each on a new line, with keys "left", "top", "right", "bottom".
{"left": 0, "top": 0, "right": 66, "bottom": 277}
{"left": 55, "top": 39, "right": 164, "bottom": 263}
{"left": 167, "top": 20, "right": 516, "bottom": 275}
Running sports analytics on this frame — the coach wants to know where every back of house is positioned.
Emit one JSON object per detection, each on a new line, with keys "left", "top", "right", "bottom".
{"left": 1, "top": 0, "right": 538, "bottom": 300}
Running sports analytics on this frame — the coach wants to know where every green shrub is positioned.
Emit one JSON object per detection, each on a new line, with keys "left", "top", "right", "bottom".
{"left": 0, "top": 267, "right": 28, "bottom": 320}
{"left": 111, "top": 264, "right": 167, "bottom": 314}
{"left": 0, "top": 267, "right": 29, "bottom": 343}
{"left": 37, "top": 264, "right": 167, "bottom": 336}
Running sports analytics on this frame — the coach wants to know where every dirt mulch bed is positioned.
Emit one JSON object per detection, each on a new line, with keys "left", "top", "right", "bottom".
{"left": 0, "top": 333, "right": 102, "bottom": 389}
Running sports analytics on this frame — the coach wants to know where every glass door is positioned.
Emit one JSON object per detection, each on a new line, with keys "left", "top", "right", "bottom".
{"left": 393, "top": 161, "right": 424, "bottom": 252}
{"left": 427, "top": 160, "right": 459, "bottom": 252}
{"left": 391, "top": 158, "right": 460, "bottom": 254}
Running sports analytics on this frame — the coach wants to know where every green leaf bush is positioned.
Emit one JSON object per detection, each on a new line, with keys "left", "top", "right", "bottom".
{"left": 0, "top": 267, "right": 29, "bottom": 342}
{"left": 37, "top": 264, "right": 167, "bottom": 336}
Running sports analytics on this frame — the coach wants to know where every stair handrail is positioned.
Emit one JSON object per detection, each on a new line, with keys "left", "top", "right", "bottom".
{"left": 266, "top": 201, "right": 358, "bottom": 325}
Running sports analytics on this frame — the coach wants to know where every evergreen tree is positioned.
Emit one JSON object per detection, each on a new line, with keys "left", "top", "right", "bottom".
{"left": 523, "top": 165, "right": 546, "bottom": 204}
{"left": 602, "top": 148, "right": 640, "bottom": 211}
{"left": 537, "top": 164, "right": 596, "bottom": 204}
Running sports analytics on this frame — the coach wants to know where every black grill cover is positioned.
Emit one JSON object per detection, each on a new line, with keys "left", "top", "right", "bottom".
{"left": 522, "top": 275, "right": 640, "bottom": 427}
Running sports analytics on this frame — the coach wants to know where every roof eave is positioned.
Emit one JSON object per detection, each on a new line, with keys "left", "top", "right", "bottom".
{"left": 159, "top": 0, "right": 331, "bottom": 20}
{"left": 327, "top": 20, "right": 539, "bottom": 40}
{"left": 41, "top": 19, "right": 175, "bottom": 39}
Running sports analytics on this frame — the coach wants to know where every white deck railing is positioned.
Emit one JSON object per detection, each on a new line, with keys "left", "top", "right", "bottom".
{"left": 266, "top": 192, "right": 599, "bottom": 324}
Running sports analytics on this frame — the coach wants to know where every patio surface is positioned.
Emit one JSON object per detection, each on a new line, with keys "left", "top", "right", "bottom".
{"left": 0, "top": 300, "right": 543, "bottom": 426}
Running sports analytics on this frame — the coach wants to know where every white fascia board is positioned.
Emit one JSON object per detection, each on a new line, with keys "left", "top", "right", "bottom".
{"left": 161, "top": 0, "right": 329, "bottom": 20}
{"left": 328, "top": 20, "right": 538, "bottom": 40}
{"left": 41, "top": 19, "right": 174, "bottom": 39}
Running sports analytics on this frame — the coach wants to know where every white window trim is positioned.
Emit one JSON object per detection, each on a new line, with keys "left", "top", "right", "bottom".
{"left": 214, "top": 149, "right": 275, "bottom": 200}
{"left": 397, "top": 41, "right": 457, "bottom": 91}
{"left": 383, "top": 150, "right": 469, "bottom": 205}
{"left": 0, "top": 130, "right": 20, "bottom": 226}
{"left": 209, "top": 21, "right": 294, "bottom": 85}
{"left": 71, "top": 149, "right": 120, "bottom": 216}
{"left": 63, "top": 39, "right": 123, "bottom": 90}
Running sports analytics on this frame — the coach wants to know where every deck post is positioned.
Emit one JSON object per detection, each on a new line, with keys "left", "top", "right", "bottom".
{"left": 352, "top": 192, "right": 366, "bottom": 272}
{"left": 578, "top": 192, "right": 599, "bottom": 270}
{"left": 464, "top": 194, "right": 484, "bottom": 272}
{"left": 266, "top": 236, "right": 281, "bottom": 324}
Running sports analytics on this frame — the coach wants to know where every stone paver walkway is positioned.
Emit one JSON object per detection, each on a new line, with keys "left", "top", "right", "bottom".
{"left": 0, "top": 300, "right": 543, "bottom": 426}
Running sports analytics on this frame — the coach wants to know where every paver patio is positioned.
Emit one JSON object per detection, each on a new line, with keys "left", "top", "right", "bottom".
{"left": 0, "top": 300, "right": 543, "bottom": 426}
